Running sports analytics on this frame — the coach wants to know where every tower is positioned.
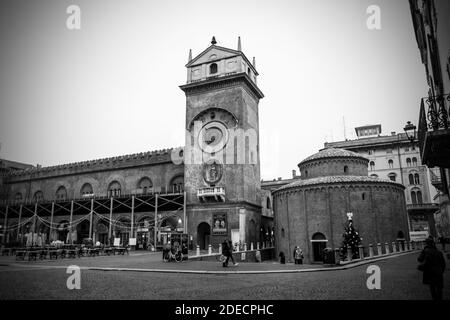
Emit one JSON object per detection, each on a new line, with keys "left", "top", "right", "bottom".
{"left": 180, "top": 37, "right": 264, "bottom": 249}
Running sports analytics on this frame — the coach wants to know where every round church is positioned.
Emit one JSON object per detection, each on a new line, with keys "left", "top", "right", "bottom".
{"left": 273, "top": 148, "right": 409, "bottom": 263}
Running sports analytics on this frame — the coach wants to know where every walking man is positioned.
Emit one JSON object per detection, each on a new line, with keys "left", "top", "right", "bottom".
{"left": 224, "top": 240, "right": 238, "bottom": 267}
{"left": 418, "top": 236, "right": 446, "bottom": 300}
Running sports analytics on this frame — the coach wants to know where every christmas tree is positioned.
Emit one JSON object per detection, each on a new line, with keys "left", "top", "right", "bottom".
{"left": 340, "top": 213, "right": 362, "bottom": 260}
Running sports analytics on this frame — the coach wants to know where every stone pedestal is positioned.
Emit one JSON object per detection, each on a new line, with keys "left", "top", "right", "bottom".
{"left": 219, "top": 244, "right": 222, "bottom": 254}
{"left": 196, "top": 245, "right": 200, "bottom": 256}
{"left": 392, "top": 242, "right": 397, "bottom": 253}
{"left": 358, "top": 245, "right": 364, "bottom": 259}
{"left": 385, "top": 242, "right": 390, "bottom": 254}
{"left": 377, "top": 243, "right": 382, "bottom": 256}
{"left": 347, "top": 246, "right": 352, "bottom": 261}
{"left": 369, "top": 244, "right": 374, "bottom": 257}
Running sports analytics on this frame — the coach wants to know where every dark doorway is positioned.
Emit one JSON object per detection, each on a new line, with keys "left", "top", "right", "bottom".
{"left": 197, "top": 222, "right": 211, "bottom": 250}
{"left": 312, "top": 232, "right": 327, "bottom": 262}
{"left": 77, "top": 220, "right": 90, "bottom": 244}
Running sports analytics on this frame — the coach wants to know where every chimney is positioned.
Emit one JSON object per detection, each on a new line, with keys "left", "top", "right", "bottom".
{"left": 292, "top": 170, "right": 296, "bottom": 178}
{"left": 391, "top": 132, "right": 396, "bottom": 136}
{"left": 278, "top": 177, "right": 282, "bottom": 181}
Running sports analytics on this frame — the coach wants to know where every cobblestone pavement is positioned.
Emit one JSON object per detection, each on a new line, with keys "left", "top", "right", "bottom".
{"left": 0, "top": 252, "right": 448, "bottom": 299}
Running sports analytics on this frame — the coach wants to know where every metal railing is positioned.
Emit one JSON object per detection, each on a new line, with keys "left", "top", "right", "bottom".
{"left": 418, "top": 93, "right": 450, "bottom": 153}
{"left": 197, "top": 187, "right": 225, "bottom": 197}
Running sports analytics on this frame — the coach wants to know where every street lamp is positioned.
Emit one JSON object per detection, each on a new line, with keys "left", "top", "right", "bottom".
{"left": 403, "top": 121, "right": 417, "bottom": 143}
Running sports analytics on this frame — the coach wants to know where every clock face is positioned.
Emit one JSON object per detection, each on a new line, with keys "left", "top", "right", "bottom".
{"left": 199, "top": 121, "right": 228, "bottom": 153}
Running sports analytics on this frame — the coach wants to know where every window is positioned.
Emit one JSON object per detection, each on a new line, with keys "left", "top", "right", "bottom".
{"left": 266, "top": 197, "right": 271, "bottom": 209}
{"left": 406, "top": 158, "right": 412, "bottom": 167}
{"left": 138, "top": 177, "right": 153, "bottom": 194}
{"left": 209, "top": 63, "right": 217, "bottom": 74}
{"left": 386, "top": 148, "right": 393, "bottom": 154}
{"left": 368, "top": 149, "right": 374, "bottom": 155}
{"left": 370, "top": 174, "right": 378, "bottom": 178}
{"left": 362, "top": 193, "right": 366, "bottom": 200}
{"left": 414, "top": 173, "right": 420, "bottom": 184}
{"left": 388, "top": 173, "right": 396, "bottom": 182}
{"left": 411, "top": 191, "right": 417, "bottom": 205}
{"left": 369, "top": 161, "right": 375, "bottom": 171}
{"left": 344, "top": 166, "right": 348, "bottom": 174}
{"left": 56, "top": 186, "right": 67, "bottom": 201}
{"left": 305, "top": 170, "right": 308, "bottom": 178}
{"left": 405, "top": 147, "right": 409, "bottom": 152}
{"left": 81, "top": 183, "right": 93, "bottom": 196}
{"left": 170, "top": 175, "right": 184, "bottom": 193}
{"left": 108, "top": 181, "right": 121, "bottom": 197}
{"left": 417, "top": 191, "right": 423, "bottom": 204}
{"left": 412, "top": 157, "right": 418, "bottom": 166}
{"left": 247, "top": 67, "right": 251, "bottom": 76}
{"left": 33, "top": 191, "right": 44, "bottom": 203}
{"left": 388, "top": 159, "right": 394, "bottom": 169}
{"left": 409, "top": 174, "right": 414, "bottom": 185}
{"left": 281, "top": 228, "right": 285, "bottom": 238}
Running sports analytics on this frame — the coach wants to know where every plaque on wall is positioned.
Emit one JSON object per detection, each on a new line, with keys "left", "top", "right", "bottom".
{"left": 212, "top": 213, "right": 227, "bottom": 235}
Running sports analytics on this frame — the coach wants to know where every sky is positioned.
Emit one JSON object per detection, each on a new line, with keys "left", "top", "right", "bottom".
{"left": 0, "top": 0, "right": 429, "bottom": 180}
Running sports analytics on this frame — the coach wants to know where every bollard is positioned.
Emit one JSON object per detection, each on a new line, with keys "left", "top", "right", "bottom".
{"left": 334, "top": 248, "right": 341, "bottom": 265}
{"left": 257, "top": 242, "right": 260, "bottom": 250}
{"left": 219, "top": 243, "right": 222, "bottom": 255}
{"left": 369, "top": 244, "right": 374, "bottom": 258}
{"left": 208, "top": 244, "right": 212, "bottom": 255}
{"left": 358, "top": 245, "right": 364, "bottom": 259}
{"left": 399, "top": 242, "right": 403, "bottom": 252}
{"left": 196, "top": 245, "right": 200, "bottom": 256}
{"left": 347, "top": 246, "right": 353, "bottom": 261}
{"left": 392, "top": 242, "right": 397, "bottom": 253}
{"left": 377, "top": 243, "right": 382, "bottom": 256}
{"left": 385, "top": 242, "right": 390, "bottom": 255}
{"left": 250, "top": 242, "right": 254, "bottom": 251}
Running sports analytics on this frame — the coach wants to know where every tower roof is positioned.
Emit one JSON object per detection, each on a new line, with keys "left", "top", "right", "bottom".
{"left": 298, "top": 148, "right": 368, "bottom": 166}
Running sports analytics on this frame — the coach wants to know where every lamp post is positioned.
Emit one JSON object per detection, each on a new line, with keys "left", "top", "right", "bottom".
{"left": 403, "top": 121, "right": 417, "bottom": 144}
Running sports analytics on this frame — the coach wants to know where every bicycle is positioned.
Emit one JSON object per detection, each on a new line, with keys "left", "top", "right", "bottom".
{"left": 163, "top": 248, "right": 183, "bottom": 262}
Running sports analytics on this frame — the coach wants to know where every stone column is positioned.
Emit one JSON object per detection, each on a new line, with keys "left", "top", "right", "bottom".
{"left": 369, "top": 244, "right": 374, "bottom": 258}
{"left": 208, "top": 244, "right": 212, "bottom": 255}
{"left": 385, "top": 242, "right": 390, "bottom": 254}
{"left": 392, "top": 242, "right": 397, "bottom": 253}
{"left": 196, "top": 244, "right": 200, "bottom": 256}
{"left": 250, "top": 242, "right": 254, "bottom": 251}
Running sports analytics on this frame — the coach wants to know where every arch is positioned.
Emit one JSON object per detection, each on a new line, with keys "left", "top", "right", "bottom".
{"left": 414, "top": 173, "right": 420, "bottom": 184}
{"left": 388, "top": 172, "right": 397, "bottom": 182}
{"left": 33, "top": 191, "right": 44, "bottom": 203}
{"left": 138, "top": 177, "right": 153, "bottom": 194}
{"left": 113, "top": 216, "right": 131, "bottom": 246}
{"left": 311, "top": 232, "right": 327, "bottom": 262}
{"left": 80, "top": 183, "right": 93, "bottom": 196}
{"left": 136, "top": 215, "right": 154, "bottom": 250}
{"left": 96, "top": 221, "right": 109, "bottom": 245}
{"left": 197, "top": 222, "right": 211, "bottom": 250}
{"left": 56, "top": 220, "right": 70, "bottom": 242}
{"left": 169, "top": 175, "right": 184, "bottom": 193}
{"left": 417, "top": 190, "right": 423, "bottom": 204}
{"left": 55, "top": 186, "right": 67, "bottom": 201}
{"left": 108, "top": 180, "right": 121, "bottom": 197}
{"left": 369, "top": 161, "right": 375, "bottom": 171}
{"left": 412, "top": 157, "right": 418, "bottom": 166}
{"left": 209, "top": 63, "right": 218, "bottom": 74}
{"left": 409, "top": 174, "right": 414, "bottom": 185}
{"left": 411, "top": 191, "right": 417, "bottom": 205}
{"left": 76, "top": 219, "right": 90, "bottom": 244}
{"left": 370, "top": 174, "right": 378, "bottom": 178}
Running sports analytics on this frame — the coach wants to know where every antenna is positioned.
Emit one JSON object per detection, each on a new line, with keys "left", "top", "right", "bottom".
{"left": 343, "top": 116, "right": 347, "bottom": 140}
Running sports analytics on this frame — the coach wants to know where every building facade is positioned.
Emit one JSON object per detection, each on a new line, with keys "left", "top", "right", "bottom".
{"left": 409, "top": 0, "right": 450, "bottom": 239}
{"left": 273, "top": 148, "right": 409, "bottom": 264}
{"left": 325, "top": 124, "right": 439, "bottom": 240}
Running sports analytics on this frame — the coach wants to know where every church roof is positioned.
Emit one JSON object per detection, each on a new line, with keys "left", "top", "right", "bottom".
{"left": 274, "top": 175, "right": 404, "bottom": 193}
{"left": 298, "top": 148, "right": 368, "bottom": 166}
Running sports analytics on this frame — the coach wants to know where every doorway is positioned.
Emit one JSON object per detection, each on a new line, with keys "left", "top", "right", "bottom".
{"left": 77, "top": 220, "right": 90, "bottom": 244}
{"left": 197, "top": 222, "right": 211, "bottom": 250}
{"left": 311, "top": 232, "right": 327, "bottom": 262}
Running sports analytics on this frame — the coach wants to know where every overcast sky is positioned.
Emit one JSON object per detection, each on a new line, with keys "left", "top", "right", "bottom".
{"left": 0, "top": 0, "right": 430, "bottom": 180}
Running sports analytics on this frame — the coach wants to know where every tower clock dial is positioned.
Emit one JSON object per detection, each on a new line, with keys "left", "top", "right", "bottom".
{"left": 198, "top": 121, "right": 228, "bottom": 153}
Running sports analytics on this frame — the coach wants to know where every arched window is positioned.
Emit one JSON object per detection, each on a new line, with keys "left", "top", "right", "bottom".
{"left": 369, "top": 161, "right": 375, "bottom": 171}
{"left": 14, "top": 192, "right": 23, "bottom": 203}
{"left": 411, "top": 191, "right": 417, "bottom": 205}
{"left": 108, "top": 181, "right": 121, "bottom": 197}
{"left": 412, "top": 157, "right": 418, "bottom": 166}
{"left": 33, "top": 191, "right": 44, "bottom": 203}
{"left": 414, "top": 173, "right": 420, "bottom": 184}
{"left": 170, "top": 175, "right": 184, "bottom": 193}
{"left": 281, "top": 228, "right": 285, "bottom": 238}
{"left": 56, "top": 186, "right": 67, "bottom": 201}
{"left": 370, "top": 174, "right": 378, "bottom": 178}
{"left": 209, "top": 63, "right": 217, "bottom": 74}
{"left": 247, "top": 67, "right": 251, "bottom": 76}
{"left": 406, "top": 158, "right": 411, "bottom": 167}
{"left": 80, "top": 183, "right": 93, "bottom": 196}
{"left": 138, "top": 177, "right": 153, "bottom": 194}
{"left": 344, "top": 166, "right": 348, "bottom": 174}
{"left": 304, "top": 170, "right": 308, "bottom": 178}
{"left": 417, "top": 191, "right": 423, "bottom": 204}
{"left": 388, "top": 173, "right": 396, "bottom": 182}
{"left": 266, "top": 197, "right": 271, "bottom": 209}
{"left": 388, "top": 159, "right": 394, "bottom": 169}
{"left": 362, "top": 193, "right": 366, "bottom": 200}
{"left": 409, "top": 174, "right": 414, "bottom": 185}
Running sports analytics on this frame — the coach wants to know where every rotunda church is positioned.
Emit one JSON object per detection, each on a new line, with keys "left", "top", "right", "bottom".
{"left": 273, "top": 148, "right": 409, "bottom": 263}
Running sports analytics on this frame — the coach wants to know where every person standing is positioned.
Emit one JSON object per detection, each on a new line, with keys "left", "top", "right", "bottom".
{"left": 418, "top": 236, "right": 446, "bottom": 300}
{"left": 294, "top": 246, "right": 304, "bottom": 265}
{"left": 224, "top": 240, "right": 238, "bottom": 267}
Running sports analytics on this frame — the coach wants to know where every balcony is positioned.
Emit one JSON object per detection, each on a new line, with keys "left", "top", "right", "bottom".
{"left": 406, "top": 203, "right": 439, "bottom": 212}
{"left": 429, "top": 167, "right": 443, "bottom": 191}
{"left": 197, "top": 187, "right": 225, "bottom": 202}
{"left": 418, "top": 94, "right": 450, "bottom": 167}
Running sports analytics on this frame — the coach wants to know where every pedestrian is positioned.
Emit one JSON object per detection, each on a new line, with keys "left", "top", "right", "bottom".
{"left": 294, "top": 246, "right": 304, "bottom": 265}
{"left": 279, "top": 251, "right": 286, "bottom": 264}
{"left": 417, "top": 236, "right": 446, "bottom": 300}
{"left": 221, "top": 240, "right": 229, "bottom": 267}
{"left": 225, "top": 240, "right": 238, "bottom": 267}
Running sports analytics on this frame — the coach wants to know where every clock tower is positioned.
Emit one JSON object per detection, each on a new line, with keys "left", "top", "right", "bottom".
{"left": 180, "top": 37, "right": 264, "bottom": 249}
